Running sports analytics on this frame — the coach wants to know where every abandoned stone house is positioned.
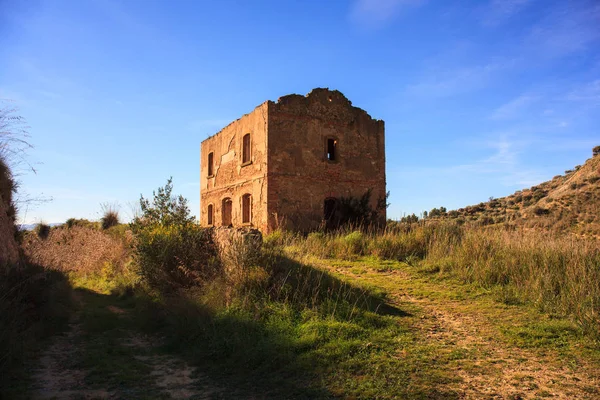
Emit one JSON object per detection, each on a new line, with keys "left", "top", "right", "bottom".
{"left": 200, "top": 88, "right": 386, "bottom": 233}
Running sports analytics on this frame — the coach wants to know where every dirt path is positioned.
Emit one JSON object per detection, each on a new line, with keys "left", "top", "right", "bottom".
{"left": 29, "top": 291, "right": 228, "bottom": 400}
{"left": 323, "top": 259, "right": 600, "bottom": 399}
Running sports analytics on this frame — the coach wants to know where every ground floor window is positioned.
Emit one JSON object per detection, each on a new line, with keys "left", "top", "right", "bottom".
{"left": 207, "top": 204, "right": 213, "bottom": 225}
{"left": 222, "top": 198, "right": 232, "bottom": 226}
{"left": 242, "top": 194, "right": 252, "bottom": 224}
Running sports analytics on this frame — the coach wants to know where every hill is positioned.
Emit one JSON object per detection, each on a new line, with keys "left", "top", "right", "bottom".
{"left": 441, "top": 146, "right": 600, "bottom": 236}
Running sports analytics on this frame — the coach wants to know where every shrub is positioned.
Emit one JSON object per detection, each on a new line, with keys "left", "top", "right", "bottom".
{"left": 400, "top": 213, "right": 419, "bottom": 223}
{"left": 533, "top": 207, "right": 550, "bottom": 216}
{"left": 332, "top": 189, "right": 389, "bottom": 229}
{"left": 100, "top": 203, "right": 120, "bottom": 230}
{"left": 34, "top": 222, "right": 50, "bottom": 239}
{"left": 343, "top": 231, "right": 366, "bottom": 256}
{"left": 593, "top": 145, "right": 600, "bottom": 157}
{"left": 133, "top": 224, "right": 219, "bottom": 290}
{"left": 65, "top": 218, "right": 98, "bottom": 229}
{"left": 131, "top": 178, "right": 218, "bottom": 291}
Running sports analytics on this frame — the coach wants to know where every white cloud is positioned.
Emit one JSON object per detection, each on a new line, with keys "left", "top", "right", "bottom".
{"left": 348, "top": 0, "right": 424, "bottom": 29}
{"left": 490, "top": 94, "right": 538, "bottom": 120}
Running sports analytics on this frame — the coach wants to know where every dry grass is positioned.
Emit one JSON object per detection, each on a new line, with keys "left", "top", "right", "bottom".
{"left": 280, "top": 222, "right": 600, "bottom": 337}
{"left": 23, "top": 225, "right": 131, "bottom": 276}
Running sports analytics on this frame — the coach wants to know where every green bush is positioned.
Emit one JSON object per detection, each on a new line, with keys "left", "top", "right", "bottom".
{"left": 131, "top": 178, "right": 219, "bottom": 291}
{"left": 343, "top": 231, "right": 366, "bottom": 255}
{"left": 133, "top": 224, "right": 219, "bottom": 290}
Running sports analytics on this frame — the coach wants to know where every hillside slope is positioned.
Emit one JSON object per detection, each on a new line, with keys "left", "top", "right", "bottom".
{"left": 447, "top": 146, "right": 600, "bottom": 235}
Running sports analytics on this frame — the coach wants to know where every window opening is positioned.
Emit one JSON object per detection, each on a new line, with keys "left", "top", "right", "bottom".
{"left": 208, "top": 152, "right": 214, "bottom": 176}
{"left": 242, "top": 134, "right": 251, "bottom": 164}
{"left": 207, "top": 204, "right": 213, "bottom": 225}
{"left": 326, "top": 138, "right": 337, "bottom": 161}
{"left": 222, "top": 198, "right": 232, "bottom": 226}
{"left": 242, "top": 194, "right": 251, "bottom": 224}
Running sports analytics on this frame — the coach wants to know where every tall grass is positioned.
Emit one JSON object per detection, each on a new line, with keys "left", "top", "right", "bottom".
{"left": 281, "top": 223, "right": 600, "bottom": 337}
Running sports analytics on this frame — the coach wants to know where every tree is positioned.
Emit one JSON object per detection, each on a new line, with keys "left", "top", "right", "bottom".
{"left": 131, "top": 177, "right": 195, "bottom": 230}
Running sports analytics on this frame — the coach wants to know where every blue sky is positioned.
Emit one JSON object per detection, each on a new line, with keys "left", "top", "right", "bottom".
{"left": 1, "top": 0, "right": 599, "bottom": 223}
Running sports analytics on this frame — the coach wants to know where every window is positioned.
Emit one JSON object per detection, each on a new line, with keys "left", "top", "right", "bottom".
{"left": 242, "top": 133, "right": 251, "bottom": 165}
{"left": 242, "top": 194, "right": 252, "bottom": 224}
{"left": 207, "top": 204, "right": 213, "bottom": 225}
{"left": 326, "top": 138, "right": 337, "bottom": 162}
{"left": 207, "top": 152, "right": 214, "bottom": 177}
{"left": 222, "top": 198, "right": 232, "bottom": 226}
{"left": 324, "top": 198, "right": 337, "bottom": 220}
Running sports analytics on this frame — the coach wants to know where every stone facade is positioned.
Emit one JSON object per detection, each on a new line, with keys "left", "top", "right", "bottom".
{"left": 200, "top": 88, "right": 386, "bottom": 233}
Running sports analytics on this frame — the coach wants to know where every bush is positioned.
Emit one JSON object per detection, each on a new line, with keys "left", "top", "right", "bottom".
{"left": 343, "top": 231, "right": 366, "bottom": 256}
{"left": 100, "top": 203, "right": 120, "bottom": 230}
{"left": 65, "top": 218, "right": 98, "bottom": 229}
{"left": 34, "top": 222, "right": 50, "bottom": 239}
{"left": 533, "top": 206, "right": 550, "bottom": 216}
{"left": 593, "top": 145, "right": 600, "bottom": 157}
{"left": 133, "top": 224, "right": 219, "bottom": 290}
{"left": 131, "top": 178, "right": 218, "bottom": 291}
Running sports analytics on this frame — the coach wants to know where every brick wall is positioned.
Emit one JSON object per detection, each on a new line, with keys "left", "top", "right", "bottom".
{"left": 200, "top": 88, "right": 386, "bottom": 233}
{"left": 266, "top": 88, "right": 386, "bottom": 231}
{"left": 200, "top": 102, "right": 269, "bottom": 232}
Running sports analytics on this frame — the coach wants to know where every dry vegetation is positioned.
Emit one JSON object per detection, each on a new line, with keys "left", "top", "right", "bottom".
{"left": 432, "top": 147, "right": 600, "bottom": 236}
{"left": 3, "top": 149, "right": 600, "bottom": 398}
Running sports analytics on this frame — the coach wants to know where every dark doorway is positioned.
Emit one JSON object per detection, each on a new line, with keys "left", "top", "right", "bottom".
{"left": 222, "top": 198, "right": 232, "bottom": 226}
{"left": 324, "top": 198, "right": 337, "bottom": 221}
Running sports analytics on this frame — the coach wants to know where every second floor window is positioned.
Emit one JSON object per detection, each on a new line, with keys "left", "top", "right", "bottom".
{"left": 242, "top": 133, "right": 251, "bottom": 164}
{"left": 208, "top": 152, "right": 214, "bottom": 176}
{"left": 326, "top": 138, "right": 337, "bottom": 161}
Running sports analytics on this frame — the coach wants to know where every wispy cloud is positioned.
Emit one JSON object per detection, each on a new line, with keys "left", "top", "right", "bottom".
{"left": 348, "top": 0, "right": 424, "bottom": 29}
{"left": 525, "top": 3, "right": 600, "bottom": 59}
{"left": 565, "top": 80, "right": 600, "bottom": 105}
{"left": 481, "top": 0, "right": 534, "bottom": 26}
{"left": 490, "top": 94, "right": 538, "bottom": 120}
{"left": 405, "top": 60, "right": 515, "bottom": 98}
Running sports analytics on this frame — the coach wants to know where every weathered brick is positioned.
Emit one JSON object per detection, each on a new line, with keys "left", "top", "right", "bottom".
{"left": 200, "top": 88, "right": 386, "bottom": 233}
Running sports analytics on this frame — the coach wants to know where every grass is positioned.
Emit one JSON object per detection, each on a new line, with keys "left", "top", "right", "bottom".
{"left": 15, "top": 221, "right": 600, "bottom": 398}
{"left": 0, "top": 262, "right": 72, "bottom": 398}
{"left": 284, "top": 223, "right": 600, "bottom": 338}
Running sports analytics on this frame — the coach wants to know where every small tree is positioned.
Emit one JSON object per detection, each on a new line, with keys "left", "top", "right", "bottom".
{"left": 131, "top": 177, "right": 195, "bottom": 230}
{"left": 130, "top": 178, "right": 216, "bottom": 291}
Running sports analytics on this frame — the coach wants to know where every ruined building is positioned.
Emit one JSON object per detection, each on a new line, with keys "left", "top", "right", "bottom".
{"left": 200, "top": 88, "right": 386, "bottom": 233}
